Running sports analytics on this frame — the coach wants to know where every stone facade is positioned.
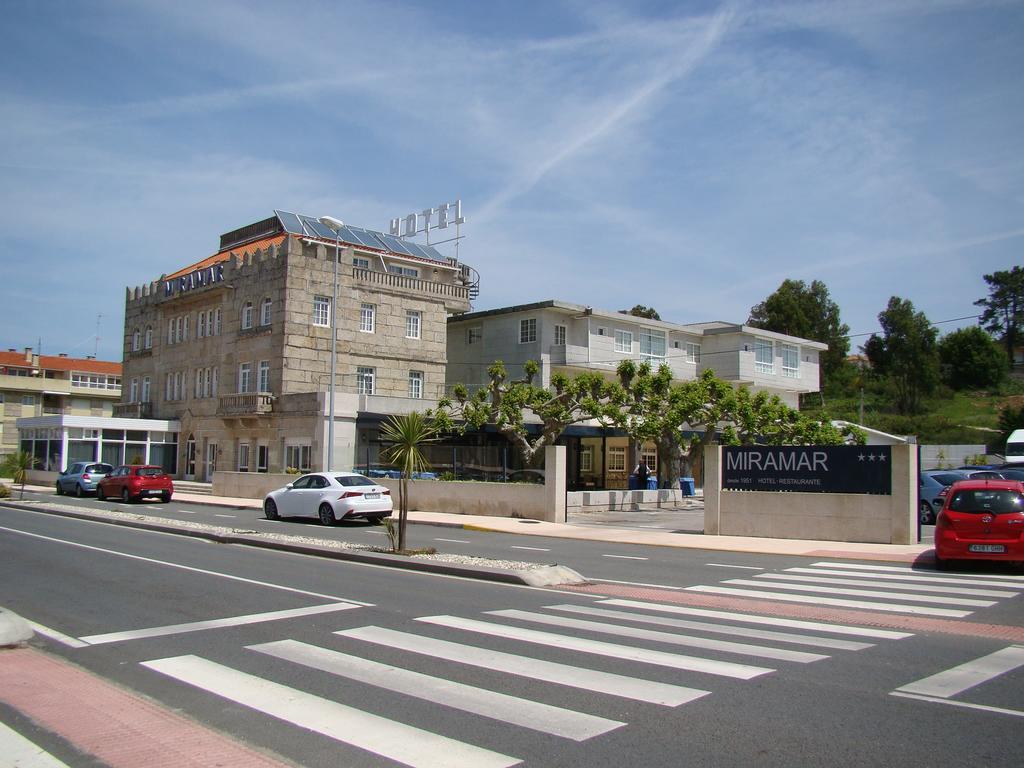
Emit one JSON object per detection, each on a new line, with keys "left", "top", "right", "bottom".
{"left": 120, "top": 214, "right": 473, "bottom": 479}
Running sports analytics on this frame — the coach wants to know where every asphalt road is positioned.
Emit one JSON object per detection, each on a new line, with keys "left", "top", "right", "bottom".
{"left": 2, "top": 501, "right": 1023, "bottom": 767}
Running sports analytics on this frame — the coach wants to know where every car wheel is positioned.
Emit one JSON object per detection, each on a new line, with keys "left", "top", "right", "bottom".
{"left": 162, "top": 492, "right": 172, "bottom": 503}
{"left": 56, "top": 482, "right": 64, "bottom": 496}
{"left": 121, "top": 487, "right": 133, "bottom": 503}
{"left": 264, "top": 498, "right": 279, "bottom": 520}
{"left": 75, "top": 484, "right": 85, "bottom": 498}
{"left": 318, "top": 503, "right": 336, "bottom": 526}
{"left": 96, "top": 486, "right": 105, "bottom": 501}
{"left": 934, "top": 552, "right": 953, "bottom": 571}
{"left": 919, "top": 501, "right": 934, "bottom": 525}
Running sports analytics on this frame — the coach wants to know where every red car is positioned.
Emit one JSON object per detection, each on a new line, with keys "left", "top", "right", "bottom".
{"left": 97, "top": 465, "right": 174, "bottom": 503}
{"left": 934, "top": 479, "right": 1024, "bottom": 568}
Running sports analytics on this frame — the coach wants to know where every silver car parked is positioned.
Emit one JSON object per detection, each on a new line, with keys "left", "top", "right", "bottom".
{"left": 56, "top": 462, "right": 114, "bottom": 497}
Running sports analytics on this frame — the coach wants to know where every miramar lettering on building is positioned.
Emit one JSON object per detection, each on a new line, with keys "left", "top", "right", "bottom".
{"left": 164, "top": 263, "right": 225, "bottom": 296}
{"left": 722, "top": 446, "right": 891, "bottom": 495}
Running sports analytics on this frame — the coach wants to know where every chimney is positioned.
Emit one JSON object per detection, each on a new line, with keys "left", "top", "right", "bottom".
{"left": 59, "top": 353, "right": 68, "bottom": 358}
{"left": 24, "top": 347, "right": 32, "bottom": 363}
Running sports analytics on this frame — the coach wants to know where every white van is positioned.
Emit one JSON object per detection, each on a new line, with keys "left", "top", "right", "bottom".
{"left": 1006, "top": 429, "right": 1024, "bottom": 464}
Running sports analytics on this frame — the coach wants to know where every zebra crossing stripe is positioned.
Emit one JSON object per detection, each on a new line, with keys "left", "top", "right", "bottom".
{"left": 0, "top": 721, "right": 70, "bottom": 768}
{"left": 781, "top": 569, "right": 1022, "bottom": 594}
{"left": 809, "top": 562, "right": 1024, "bottom": 582}
{"left": 416, "top": 615, "right": 773, "bottom": 680}
{"left": 247, "top": 639, "right": 624, "bottom": 741}
{"left": 685, "top": 586, "right": 972, "bottom": 618}
{"left": 598, "top": 599, "right": 913, "bottom": 639}
{"left": 141, "top": 655, "right": 521, "bottom": 768}
{"left": 721, "top": 579, "right": 995, "bottom": 608}
{"left": 758, "top": 573, "right": 1018, "bottom": 598}
{"left": 335, "top": 626, "right": 709, "bottom": 706}
{"left": 895, "top": 645, "right": 1024, "bottom": 699}
{"left": 545, "top": 604, "right": 874, "bottom": 651}
{"left": 487, "top": 609, "right": 828, "bottom": 664}
{"left": 786, "top": 567, "right": 1024, "bottom": 591}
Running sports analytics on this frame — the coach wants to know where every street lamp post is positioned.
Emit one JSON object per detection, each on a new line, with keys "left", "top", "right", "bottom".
{"left": 318, "top": 215, "right": 344, "bottom": 471}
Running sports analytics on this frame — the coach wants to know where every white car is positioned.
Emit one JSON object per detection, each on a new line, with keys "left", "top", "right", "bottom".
{"left": 263, "top": 472, "right": 393, "bottom": 525}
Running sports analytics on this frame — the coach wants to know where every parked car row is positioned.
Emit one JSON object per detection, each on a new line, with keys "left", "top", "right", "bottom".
{"left": 264, "top": 472, "right": 393, "bottom": 525}
{"left": 56, "top": 463, "right": 173, "bottom": 503}
{"left": 919, "top": 466, "right": 1024, "bottom": 524}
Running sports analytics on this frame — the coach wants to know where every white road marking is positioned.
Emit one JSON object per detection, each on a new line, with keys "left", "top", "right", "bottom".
{"left": 810, "top": 561, "right": 1024, "bottom": 582}
{"left": 895, "top": 645, "right": 1024, "bottom": 699}
{"left": 599, "top": 599, "right": 912, "bottom": 639}
{"left": 685, "top": 586, "right": 972, "bottom": 618}
{"left": 142, "top": 655, "right": 520, "bottom": 768}
{"left": 547, "top": 604, "right": 873, "bottom": 651}
{"left": 601, "top": 554, "right": 649, "bottom": 560}
{"left": 706, "top": 563, "right": 763, "bottom": 570}
{"left": 417, "top": 615, "right": 773, "bottom": 680}
{"left": 180, "top": 510, "right": 197, "bottom": 514}
{"left": 26, "top": 621, "right": 89, "bottom": 648}
{"left": 80, "top": 602, "right": 360, "bottom": 645}
{"left": 337, "top": 625, "right": 708, "bottom": 706}
{"left": 214, "top": 514, "right": 236, "bottom": 519}
{"left": 890, "top": 691, "right": 1024, "bottom": 718}
{"left": 722, "top": 578, "right": 995, "bottom": 607}
{"left": 785, "top": 567, "right": 1024, "bottom": 591}
{"left": 0, "top": 721, "right": 71, "bottom": 768}
{"left": 586, "top": 578, "right": 685, "bottom": 590}
{"left": 434, "top": 538, "right": 471, "bottom": 544}
{"left": 510, "top": 546, "right": 551, "bottom": 552}
{"left": 756, "top": 572, "right": 1017, "bottom": 598}
{"left": 487, "top": 609, "right": 827, "bottom": 664}
{"left": 0, "top": 525, "right": 373, "bottom": 606}
{"left": 249, "top": 639, "right": 624, "bottom": 741}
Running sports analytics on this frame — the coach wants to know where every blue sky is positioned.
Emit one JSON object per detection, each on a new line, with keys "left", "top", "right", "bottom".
{"left": 1, "top": 0, "right": 1021, "bottom": 362}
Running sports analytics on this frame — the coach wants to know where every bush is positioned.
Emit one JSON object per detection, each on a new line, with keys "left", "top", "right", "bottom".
{"left": 285, "top": 466, "right": 302, "bottom": 475}
{"left": 0, "top": 483, "right": 9, "bottom": 498}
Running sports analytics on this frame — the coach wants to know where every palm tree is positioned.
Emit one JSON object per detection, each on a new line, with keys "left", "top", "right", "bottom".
{"left": 380, "top": 412, "right": 438, "bottom": 552}
{"left": 2, "top": 450, "right": 38, "bottom": 499}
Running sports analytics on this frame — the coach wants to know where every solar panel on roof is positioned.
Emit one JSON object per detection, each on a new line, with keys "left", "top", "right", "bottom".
{"left": 346, "top": 227, "right": 381, "bottom": 248}
{"left": 376, "top": 233, "right": 417, "bottom": 257}
{"left": 275, "top": 210, "right": 304, "bottom": 235}
{"left": 405, "top": 241, "right": 444, "bottom": 261}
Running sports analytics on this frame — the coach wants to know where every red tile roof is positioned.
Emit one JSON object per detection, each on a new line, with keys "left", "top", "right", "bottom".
{"left": 0, "top": 351, "right": 121, "bottom": 375}
{"left": 164, "top": 234, "right": 288, "bottom": 281}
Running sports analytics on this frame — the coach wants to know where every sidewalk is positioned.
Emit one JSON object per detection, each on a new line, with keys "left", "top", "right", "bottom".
{"left": 2, "top": 482, "right": 932, "bottom": 562}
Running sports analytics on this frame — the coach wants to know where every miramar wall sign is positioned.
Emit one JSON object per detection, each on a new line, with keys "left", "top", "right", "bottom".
{"left": 722, "top": 446, "right": 892, "bottom": 495}
{"left": 164, "top": 263, "right": 225, "bottom": 297}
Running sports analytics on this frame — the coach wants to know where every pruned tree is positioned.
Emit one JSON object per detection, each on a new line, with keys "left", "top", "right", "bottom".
{"left": 975, "top": 266, "right": 1024, "bottom": 367}
{"left": 436, "top": 360, "right": 620, "bottom": 465}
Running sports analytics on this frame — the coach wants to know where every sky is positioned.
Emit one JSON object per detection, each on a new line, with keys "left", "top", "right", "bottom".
{"left": 1, "top": 0, "right": 1021, "bottom": 363}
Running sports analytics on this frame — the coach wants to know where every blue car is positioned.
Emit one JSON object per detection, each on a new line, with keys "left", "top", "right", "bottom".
{"left": 56, "top": 462, "right": 114, "bottom": 497}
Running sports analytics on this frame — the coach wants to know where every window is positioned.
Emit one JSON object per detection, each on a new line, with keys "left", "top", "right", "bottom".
{"left": 165, "top": 373, "right": 172, "bottom": 401}
{"left": 167, "top": 319, "right": 174, "bottom": 345}
{"left": 213, "top": 308, "right": 222, "bottom": 335}
{"left": 239, "top": 363, "right": 252, "bottom": 393}
{"left": 257, "top": 445, "right": 269, "bottom": 473}
{"left": 782, "top": 343, "right": 799, "bottom": 378}
{"left": 258, "top": 360, "right": 270, "bottom": 393}
{"left": 554, "top": 324, "right": 566, "bottom": 346}
{"left": 353, "top": 256, "right": 370, "bottom": 269}
{"left": 639, "top": 328, "right": 666, "bottom": 359}
{"left": 405, "top": 310, "right": 421, "bottom": 339}
{"left": 198, "top": 311, "right": 207, "bottom": 338}
{"left": 285, "top": 445, "right": 312, "bottom": 473}
{"left": 356, "top": 367, "right": 375, "bottom": 395}
{"left": 685, "top": 342, "right": 701, "bottom": 364}
{"left": 519, "top": 318, "right": 537, "bottom": 343}
{"left": 388, "top": 264, "right": 419, "bottom": 278}
{"left": 580, "top": 446, "right": 593, "bottom": 473}
{"left": 641, "top": 448, "right": 658, "bottom": 469}
{"left": 408, "top": 370, "right": 423, "bottom": 399}
{"left": 184, "top": 314, "right": 189, "bottom": 340}
{"left": 142, "top": 377, "right": 150, "bottom": 403}
{"left": 614, "top": 329, "right": 632, "bottom": 354}
{"left": 313, "top": 296, "right": 330, "bottom": 327}
{"left": 608, "top": 446, "right": 626, "bottom": 472}
{"left": 238, "top": 442, "right": 250, "bottom": 472}
{"left": 129, "top": 378, "right": 138, "bottom": 403}
{"left": 212, "top": 367, "right": 219, "bottom": 396}
{"left": 144, "top": 326, "right": 153, "bottom": 349}
{"left": 174, "top": 372, "right": 182, "bottom": 401}
{"left": 754, "top": 338, "right": 774, "bottom": 374}
{"left": 467, "top": 326, "right": 482, "bottom": 345}
{"left": 131, "top": 329, "right": 140, "bottom": 352}
{"left": 21, "top": 394, "right": 35, "bottom": 406}
{"left": 176, "top": 316, "right": 184, "bottom": 343}
{"left": 241, "top": 301, "right": 254, "bottom": 330}
{"left": 360, "top": 303, "right": 376, "bottom": 333}
{"left": 260, "top": 297, "right": 272, "bottom": 326}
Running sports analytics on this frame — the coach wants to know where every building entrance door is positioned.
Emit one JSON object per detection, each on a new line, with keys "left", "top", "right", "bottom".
{"left": 205, "top": 442, "right": 218, "bottom": 482}
{"left": 185, "top": 435, "right": 196, "bottom": 480}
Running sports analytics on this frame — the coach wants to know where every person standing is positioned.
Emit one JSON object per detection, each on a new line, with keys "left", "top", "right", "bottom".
{"left": 635, "top": 459, "right": 650, "bottom": 490}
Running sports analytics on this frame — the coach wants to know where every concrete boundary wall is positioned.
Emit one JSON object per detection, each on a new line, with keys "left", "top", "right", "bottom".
{"left": 704, "top": 444, "right": 917, "bottom": 545}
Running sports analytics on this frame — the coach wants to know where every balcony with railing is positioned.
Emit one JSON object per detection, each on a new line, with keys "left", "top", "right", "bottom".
{"left": 218, "top": 391, "right": 274, "bottom": 417}
{"left": 113, "top": 402, "right": 153, "bottom": 419}
{"left": 352, "top": 267, "right": 472, "bottom": 310}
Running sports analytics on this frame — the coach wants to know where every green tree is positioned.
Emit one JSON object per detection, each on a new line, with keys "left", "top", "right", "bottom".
{"left": 937, "top": 326, "right": 1007, "bottom": 390}
{"left": 863, "top": 297, "right": 940, "bottom": 415}
{"left": 975, "top": 266, "right": 1024, "bottom": 367}
{"left": 380, "top": 412, "right": 439, "bottom": 553}
{"left": 619, "top": 305, "right": 661, "bottom": 321}
{"left": 747, "top": 279, "right": 850, "bottom": 385}
{"left": 1, "top": 450, "right": 38, "bottom": 500}
{"left": 436, "top": 360, "right": 619, "bottom": 465}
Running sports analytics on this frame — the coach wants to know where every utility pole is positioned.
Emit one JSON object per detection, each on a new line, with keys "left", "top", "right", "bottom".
{"left": 95, "top": 314, "right": 102, "bottom": 358}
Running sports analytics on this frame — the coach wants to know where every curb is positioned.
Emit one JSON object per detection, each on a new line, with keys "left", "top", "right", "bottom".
{"left": 0, "top": 607, "right": 33, "bottom": 648}
{"left": 0, "top": 501, "right": 586, "bottom": 588}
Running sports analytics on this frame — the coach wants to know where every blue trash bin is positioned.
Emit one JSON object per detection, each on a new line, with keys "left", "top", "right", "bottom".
{"left": 646, "top": 477, "right": 658, "bottom": 490}
{"left": 679, "top": 477, "right": 695, "bottom": 496}
{"left": 628, "top": 474, "right": 639, "bottom": 490}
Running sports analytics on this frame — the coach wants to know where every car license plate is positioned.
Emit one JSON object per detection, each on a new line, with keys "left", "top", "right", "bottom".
{"left": 364, "top": 493, "right": 380, "bottom": 500}
{"left": 968, "top": 544, "right": 1005, "bottom": 553}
